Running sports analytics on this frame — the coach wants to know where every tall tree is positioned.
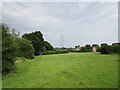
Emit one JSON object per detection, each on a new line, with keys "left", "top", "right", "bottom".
{"left": 44, "top": 41, "right": 53, "bottom": 51}
{"left": 101, "top": 43, "right": 108, "bottom": 47}
{"left": 85, "top": 44, "right": 92, "bottom": 52}
{"left": 22, "top": 31, "right": 44, "bottom": 55}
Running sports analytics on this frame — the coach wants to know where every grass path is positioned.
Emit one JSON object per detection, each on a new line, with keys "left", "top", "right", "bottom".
{"left": 3, "top": 53, "right": 118, "bottom": 88}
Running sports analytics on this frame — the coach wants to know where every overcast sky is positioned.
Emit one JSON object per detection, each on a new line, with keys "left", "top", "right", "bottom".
{"left": 2, "top": 2, "right": 118, "bottom": 48}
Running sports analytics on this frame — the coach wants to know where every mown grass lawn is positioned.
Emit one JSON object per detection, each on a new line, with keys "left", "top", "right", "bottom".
{"left": 2, "top": 52, "right": 118, "bottom": 88}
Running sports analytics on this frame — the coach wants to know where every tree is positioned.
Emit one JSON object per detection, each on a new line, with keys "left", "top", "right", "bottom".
{"left": 92, "top": 44, "right": 99, "bottom": 47}
{"left": 2, "top": 24, "right": 35, "bottom": 74}
{"left": 80, "top": 47, "right": 89, "bottom": 52}
{"left": 85, "top": 44, "right": 92, "bottom": 52}
{"left": 100, "top": 45, "right": 112, "bottom": 54}
{"left": 85, "top": 44, "right": 91, "bottom": 48}
{"left": 14, "top": 38, "right": 35, "bottom": 59}
{"left": 44, "top": 41, "right": 53, "bottom": 51}
{"left": 11, "top": 28, "right": 20, "bottom": 37}
{"left": 112, "top": 45, "right": 120, "bottom": 54}
{"left": 101, "top": 43, "right": 108, "bottom": 47}
{"left": 2, "top": 24, "right": 17, "bottom": 74}
{"left": 22, "top": 31, "right": 44, "bottom": 55}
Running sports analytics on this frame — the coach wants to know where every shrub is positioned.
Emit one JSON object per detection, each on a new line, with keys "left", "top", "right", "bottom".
{"left": 112, "top": 45, "right": 120, "bottom": 54}
{"left": 2, "top": 23, "right": 35, "bottom": 75}
{"left": 96, "top": 47, "right": 101, "bottom": 52}
{"left": 100, "top": 45, "right": 112, "bottom": 54}
{"left": 42, "top": 51, "right": 55, "bottom": 55}
{"left": 67, "top": 48, "right": 73, "bottom": 52}
{"left": 80, "top": 47, "right": 91, "bottom": 52}
{"left": 71, "top": 50, "right": 80, "bottom": 52}
{"left": 2, "top": 60, "right": 16, "bottom": 75}
{"left": 14, "top": 38, "right": 35, "bottom": 59}
{"left": 42, "top": 50, "right": 69, "bottom": 55}
{"left": 2, "top": 24, "right": 17, "bottom": 74}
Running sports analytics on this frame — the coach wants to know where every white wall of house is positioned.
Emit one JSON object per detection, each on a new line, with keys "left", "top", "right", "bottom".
{"left": 92, "top": 47, "right": 97, "bottom": 52}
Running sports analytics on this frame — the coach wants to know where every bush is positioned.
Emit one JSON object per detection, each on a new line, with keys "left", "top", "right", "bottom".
{"left": 2, "top": 60, "right": 16, "bottom": 75}
{"left": 80, "top": 47, "right": 91, "bottom": 52}
{"left": 42, "top": 50, "right": 69, "bottom": 55}
{"left": 14, "top": 38, "right": 35, "bottom": 59}
{"left": 42, "top": 51, "right": 55, "bottom": 55}
{"left": 96, "top": 47, "right": 101, "bottom": 52}
{"left": 112, "top": 45, "right": 120, "bottom": 54}
{"left": 2, "top": 24, "right": 17, "bottom": 74}
{"left": 100, "top": 45, "right": 112, "bottom": 54}
{"left": 2, "top": 23, "right": 35, "bottom": 75}
{"left": 55, "top": 50, "right": 68, "bottom": 54}
{"left": 67, "top": 48, "right": 73, "bottom": 52}
{"left": 70, "top": 50, "right": 80, "bottom": 52}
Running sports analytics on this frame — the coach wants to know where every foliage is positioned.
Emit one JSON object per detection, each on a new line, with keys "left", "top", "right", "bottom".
{"left": 22, "top": 31, "right": 54, "bottom": 55}
{"left": 67, "top": 48, "right": 73, "bottom": 52}
{"left": 92, "top": 44, "right": 99, "bottom": 47}
{"left": 2, "top": 24, "right": 17, "bottom": 74}
{"left": 11, "top": 28, "right": 20, "bottom": 37}
{"left": 42, "top": 50, "right": 69, "bottom": 55}
{"left": 2, "top": 60, "right": 16, "bottom": 75}
{"left": 2, "top": 23, "right": 35, "bottom": 74}
{"left": 13, "top": 38, "right": 35, "bottom": 59}
{"left": 100, "top": 45, "right": 112, "bottom": 54}
{"left": 44, "top": 41, "right": 53, "bottom": 51}
{"left": 71, "top": 50, "right": 80, "bottom": 52}
{"left": 22, "top": 31, "right": 44, "bottom": 55}
{"left": 96, "top": 46, "right": 101, "bottom": 52}
{"left": 101, "top": 43, "right": 108, "bottom": 47}
{"left": 111, "top": 45, "right": 120, "bottom": 54}
{"left": 99, "top": 43, "right": 120, "bottom": 54}
{"left": 80, "top": 47, "right": 91, "bottom": 52}
{"left": 85, "top": 44, "right": 92, "bottom": 52}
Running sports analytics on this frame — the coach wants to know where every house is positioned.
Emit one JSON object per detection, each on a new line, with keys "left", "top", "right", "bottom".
{"left": 92, "top": 47, "right": 97, "bottom": 52}
{"left": 92, "top": 44, "right": 99, "bottom": 52}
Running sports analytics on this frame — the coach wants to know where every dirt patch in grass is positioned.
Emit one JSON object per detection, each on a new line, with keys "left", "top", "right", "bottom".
{"left": 14, "top": 60, "right": 25, "bottom": 64}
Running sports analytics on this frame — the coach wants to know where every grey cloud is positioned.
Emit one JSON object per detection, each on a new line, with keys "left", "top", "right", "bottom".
{"left": 2, "top": 2, "right": 118, "bottom": 47}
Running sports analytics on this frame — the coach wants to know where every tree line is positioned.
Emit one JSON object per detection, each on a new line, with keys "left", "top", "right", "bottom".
{"left": 69, "top": 43, "right": 120, "bottom": 54}
{"left": 2, "top": 23, "right": 53, "bottom": 75}
{"left": 1, "top": 23, "right": 120, "bottom": 75}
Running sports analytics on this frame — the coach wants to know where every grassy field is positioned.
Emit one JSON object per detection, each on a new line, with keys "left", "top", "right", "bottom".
{"left": 2, "top": 52, "right": 118, "bottom": 88}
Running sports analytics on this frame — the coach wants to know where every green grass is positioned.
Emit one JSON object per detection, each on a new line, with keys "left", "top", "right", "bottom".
{"left": 2, "top": 52, "right": 118, "bottom": 88}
